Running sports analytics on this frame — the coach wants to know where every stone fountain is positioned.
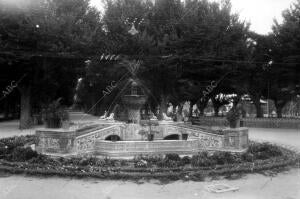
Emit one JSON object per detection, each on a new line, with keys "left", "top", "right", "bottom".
{"left": 36, "top": 69, "right": 249, "bottom": 158}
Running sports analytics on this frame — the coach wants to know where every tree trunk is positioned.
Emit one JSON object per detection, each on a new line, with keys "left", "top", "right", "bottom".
{"left": 213, "top": 106, "right": 220, "bottom": 117}
{"left": 211, "top": 98, "right": 222, "bottom": 117}
{"left": 188, "top": 102, "right": 193, "bottom": 118}
{"left": 172, "top": 102, "right": 178, "bottom": 116}
{"left": 150, "top": 103, "right": 157, "bottom": 117}
{"left": 250, "top": 93, "right": 263, "bottom": 118}
{"left": 159, "top": 95, "right": 168, "bottom": 119}
{"left": 254, "top": 100, "right": 263, "bottom": 118}
{"left": 274, "top": 100, "right": 286, "bottom": 118}
{"left": 176, "top": 103, "right": 183, "bottom": 122}
{"left": 12, "top": 99, "right": 19, "bottom": 119}
{"left": 19, "top": 85, "right": 32, "bottom": 129}
{"left": 276, "top": 106, "right": 283, "bottom": 118}
{"left": 233, "top": 94, "right": 242, "bottom": 107}
{"left": 199, "top": 109, "right": 204, "bottom": 116}
{"left": 197, "top": 99, "right": 209, "bottom": 116}
{"left": 3, "top": 99, "right": 10, "bottom": 119}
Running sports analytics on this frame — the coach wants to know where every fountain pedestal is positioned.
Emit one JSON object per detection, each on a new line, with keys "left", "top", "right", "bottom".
{"left": 122, "top": 95, "right": 147, "bottom": 123}
{"left": 121, "top": 79, "right": 147, "bottom": 124}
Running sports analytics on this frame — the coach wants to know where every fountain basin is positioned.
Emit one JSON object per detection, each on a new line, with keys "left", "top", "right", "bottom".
{"left": 36, "top": 78, "right": 248, "bottom": 157}
{"left": 36, "top": 121, "right": 249, "bottom": 157}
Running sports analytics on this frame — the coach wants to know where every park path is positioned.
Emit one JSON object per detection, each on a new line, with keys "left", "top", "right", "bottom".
{"left": 249, "top": 128, "right": 300, "bottom": 152}
{"left": 0, "top": 111, "right": 99, "bottom": 138}
{"left": 0, "top": 113, "right": 299, "bottom": 199}
{"left": 0, "top": 168, "right": 299, "bottom": 199}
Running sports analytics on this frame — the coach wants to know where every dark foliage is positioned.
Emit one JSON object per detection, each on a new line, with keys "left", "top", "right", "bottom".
{"left": 165, "top": 154, "right": 181, "bottom": 162}
{"left": 10, "top": 147, "right": 38, "bottom": 162}
{"left": 210, "top": 151, "right": 240, "bottom": 165}
{"left": 241, "top": 152, "right": 255, "bottom": 162}
{"left": 248, "top": 142, "right": 283, "bottom": 160}
{"left": 181, "top": 156, "right": 191, "bottom": 165}
{"left": 191, "top": 152, "right": 216, "bottom": 167}
{"left": 0, "top": 135, "right": 38, "bottom": 161}
{"left": 226, "top": 106, "right": 242, "bottom": 128}
{"left": 191, "top": 143, "right": 283, "bottom": 167}
{"left": 42, "top": 98, "right": 69, "bottom": 128}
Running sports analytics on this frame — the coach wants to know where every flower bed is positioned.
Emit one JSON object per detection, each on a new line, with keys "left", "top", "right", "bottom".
{"left": 0, "top": 135, "right": 298, "bottom": 181}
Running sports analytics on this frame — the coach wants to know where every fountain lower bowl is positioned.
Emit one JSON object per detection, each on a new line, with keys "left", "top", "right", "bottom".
{"left": 36, "top": 121, "right": 249, "bottom": 157}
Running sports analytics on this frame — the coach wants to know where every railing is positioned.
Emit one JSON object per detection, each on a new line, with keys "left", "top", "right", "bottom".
{"left": 74, "top": 125, "right": 121, "bottom": 153}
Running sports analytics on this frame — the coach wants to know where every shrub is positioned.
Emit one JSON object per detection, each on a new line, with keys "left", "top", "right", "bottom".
{"left": 248, "top": 143, "right": 283, "bottom": 160}
{"left": 79, "top": 158, "right": 90, "bottom": 166}
{"left": 0, "top": 148, "right": 7, "bottom": 159}
{"left": 135, "top": 160, "right": 148, "bottom": 168}
{"left": 10, "top": 147, "right": 38, "bottom": 161}
{"left": 191, "top": 152, "right": 215, "bottom": 167}
{"left": 226, "top": 106, "right": 241, "bottom": 128}
{"left": 28, "top": 154, "right": 50, "bottom": 164}
{"left": 133, "top": 155, "right": 164, "bottom": 167}
{"left": 241, "top": 152, "right": 254, "bottom": 162}
{"left": 63, "top": 157, "right": 81, "bottom": 165}
{"left": 96, "top": 159, "right": 106, "bottom": 167}
{"left": 211, "top": 151, "right": 236, "bottom": 165}
{"left": 165, "top": 154, "right": 181, "bottom": 162}
{"left": 83, "top": 157, "right": 98, "bottom": 166}
{"left": 0, "top": 135, "right": 37, "bottom": 152}
{"left": 103, "top": 157, "right": 117, "bottom": 167}
{"left": 191, "top": 151, "right": 241, "bottom": 167}
{"left": 157, "top": 159, "right": 181, "bottom": 168}
{"left": 42, "top": 98, "right": 69, "bottom": 128}
{"left": 153, "top": 154, "right": 183, "bottom": 168}
{"left": 0, "top": 135, "right": 37, "bottom": 161}
{"left": 181, "top": 156, "right": 191, "bottom": 165}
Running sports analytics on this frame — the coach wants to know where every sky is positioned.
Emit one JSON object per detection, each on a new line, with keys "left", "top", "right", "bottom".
{"left": 90, "top": 0, "right": 295, "bottom": 35}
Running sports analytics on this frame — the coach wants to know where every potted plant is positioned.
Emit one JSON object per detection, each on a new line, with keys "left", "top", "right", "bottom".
{"left": 226, "top": 106, "right": 241, "bottom": 128}
{"left": 42, "top": 98, "right": 69, "bottom": 128}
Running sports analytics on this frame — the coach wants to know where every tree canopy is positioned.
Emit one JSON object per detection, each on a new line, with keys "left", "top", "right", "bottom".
{"left": 0, "top": 0, "right": 299, "bottom": 125}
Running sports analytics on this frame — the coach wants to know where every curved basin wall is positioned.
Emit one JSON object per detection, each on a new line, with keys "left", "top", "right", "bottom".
{"left": 36, "top": 122, "right": 249, "bottom": 156}
{"left": 95, "top": 140, "right": 199, "bottom": 157}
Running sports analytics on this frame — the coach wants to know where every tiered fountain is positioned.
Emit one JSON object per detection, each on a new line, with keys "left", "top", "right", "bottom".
{"left": 36, "top": 66, "right": 249, "bottom": 157}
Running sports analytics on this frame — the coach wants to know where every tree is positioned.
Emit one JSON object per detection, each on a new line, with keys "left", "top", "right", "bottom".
{"left": 0, "top": 0, "right": 104, "bottom": 128}
{"left": 93, "top": 0, "right": 251, "bottom": 120}
{"left": 269, "top": 0, "right": 300, "bottom": 117}
{"left": 164, "top": 0, "right": 249, "bottom": 116}
{"left": 233, "top": 33, "right": 272, "bottom": 118}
